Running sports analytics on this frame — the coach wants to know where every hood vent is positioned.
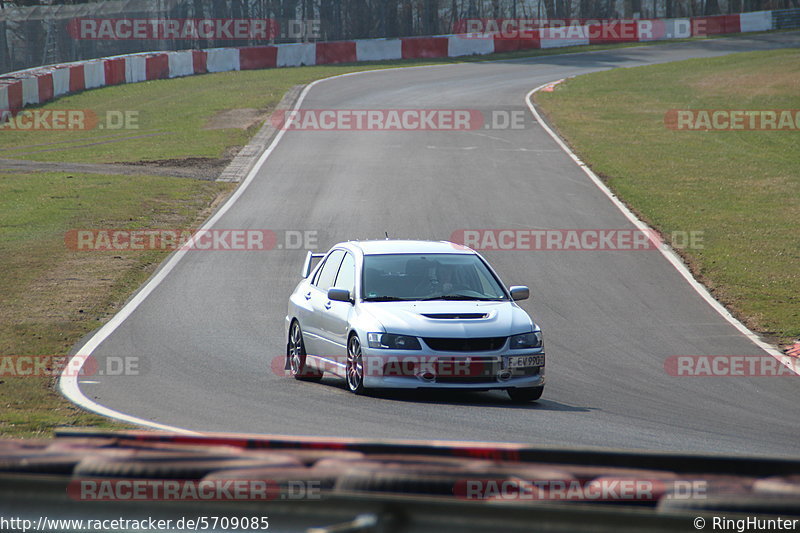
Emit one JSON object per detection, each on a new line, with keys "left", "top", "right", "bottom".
{"left": 421, "top": 313, "right": 488, "bottom": 320}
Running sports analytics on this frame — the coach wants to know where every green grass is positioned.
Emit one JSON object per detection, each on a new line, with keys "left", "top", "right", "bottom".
{"left": 535, "top": 48, "right": 800, "bottom": 344}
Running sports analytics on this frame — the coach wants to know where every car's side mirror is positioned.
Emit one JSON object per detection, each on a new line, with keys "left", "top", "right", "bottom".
{"left": 327, "top": 288, "right": 353, "bottom": 303}
{"left": 509, "top": 286, "right": 530, "bottom": 301}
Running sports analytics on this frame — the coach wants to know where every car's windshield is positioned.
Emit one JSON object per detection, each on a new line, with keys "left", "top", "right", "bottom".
{"left": 362, "top": 253, "right": 507, "bottom": 301}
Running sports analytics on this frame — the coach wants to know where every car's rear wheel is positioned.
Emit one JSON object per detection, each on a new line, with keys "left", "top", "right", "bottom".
{"left": 287, "top": 322, "right": 322, "bottom": 382}
{"left": 507, "top": 386, "right": 543, "bottom": 402}
{"left": 346, "top": 334, "right": 365, "bottom": 395}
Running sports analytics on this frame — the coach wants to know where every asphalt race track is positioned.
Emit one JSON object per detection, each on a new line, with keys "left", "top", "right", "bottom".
{"left": 72, "top": 33, "right": 800, "bottom": 458}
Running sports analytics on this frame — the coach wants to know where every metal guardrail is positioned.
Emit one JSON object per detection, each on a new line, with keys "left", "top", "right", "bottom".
{"left": 2, "top": 2, "right": 799, "bottom": 76}
{"left": 773, "top": 8, "right": 800, "bottom": 29}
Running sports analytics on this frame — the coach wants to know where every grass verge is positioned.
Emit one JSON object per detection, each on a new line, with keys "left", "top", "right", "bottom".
{"left": 535, "top": 47, "right": 799, "bottom": 344}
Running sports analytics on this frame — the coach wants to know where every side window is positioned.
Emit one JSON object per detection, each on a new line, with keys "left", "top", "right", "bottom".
{"left": 313, "top": 250, "right": 345, "bottom": 292}
{"left": 333, "top": 252, "right": 355, "bottom": 293}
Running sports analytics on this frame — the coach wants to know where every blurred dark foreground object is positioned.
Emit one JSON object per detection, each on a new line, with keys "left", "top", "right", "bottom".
{"left": 1, "top": 429, "right": 799, "bottom": 533}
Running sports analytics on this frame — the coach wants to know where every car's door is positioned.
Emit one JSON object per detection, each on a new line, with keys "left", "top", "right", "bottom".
{"left": 318, "top": 251, "right": 356, "bottom": 357}
{"left": 303, "top": 249, "right": 345, "bottom": 357}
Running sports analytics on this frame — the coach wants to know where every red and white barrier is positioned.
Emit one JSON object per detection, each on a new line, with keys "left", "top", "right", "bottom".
{"left": 355, "top": 39, "right": 402, "bottom": 61}
{"left": 125, "top": 55, "right": 147, "bottom": 83}
{"left": 448, "top": 34, "right": 495, "bottom": 57}
{"left": 492, "top": 33, "right": 540, "bottom": 53}
{"left": 83, "top": 61, "right": 105, "bottom": 89}
{"left": 588, "top": 20, "right": 640, "bottom": 44}
{"left": 740, "top": 11, "right": 772, "bottom": 32}
{"left": 239, "top": 47, "right": 277, "bottom": 70}
{"left": 401, "top": 37, "right": 449, "bottom": 59}
{"left": 277, "top": 43, "right": 316, "bottom": 67}
{"left": 0, "top": 83, "right": 10, "bottom": 112}
{"left": 693, "top": 14, "right": 740, "bottom": 36}
{"left": 541, "top": 26, "right": 590, "bottom": 48}
{"left": 104, "top": 57, "right": 126, "bottom": 85}
{"left": 21, "top": 76, "right": 39, "bottom": 106}
{"left": 167, "top": 50, "right": 195, "bottom": 78}
{"left": 656, "top": 19, "right": 692, "bottom": 40}
{"left": 145, "top": 54, "right": 170, "bottom": 80}
{"left": 206, "top": 48, "right": 240, "bottom": 73}
{"left": 37, "top": 72, "right": 54, "bottom": 102}
{"left": 0, "top": 10, "right": 780, "bottom": 116}
{"left": 52, "top": 66, "right": 71, "bottom": 97}
{"left": 316, "top": 41, "right": 357, "bottom": 64}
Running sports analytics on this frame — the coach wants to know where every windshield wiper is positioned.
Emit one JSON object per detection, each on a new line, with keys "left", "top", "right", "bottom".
{"left": 420, "top": 295, "right": 501, "bottom": 301}
{"left": 363, "top": 296, "right": 410, "bottom": 302}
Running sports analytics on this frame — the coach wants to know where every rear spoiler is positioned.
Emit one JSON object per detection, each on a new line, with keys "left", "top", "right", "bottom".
{"left": 302, "top": 251, "right": 326, "bottom": 278}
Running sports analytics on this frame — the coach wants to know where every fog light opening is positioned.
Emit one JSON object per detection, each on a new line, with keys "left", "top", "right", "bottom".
{"left": 497, "top": 369, "right": 513, "bottom": 381}
{"left": 417, "top": 371, "right": 437, "bottom": 382}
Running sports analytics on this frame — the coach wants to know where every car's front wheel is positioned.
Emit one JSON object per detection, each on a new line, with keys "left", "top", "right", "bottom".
{"left": 287, "top": 322, "right": 322, "bottom": 382}
{"left": 507, "top": 386, "right": 543, "bottom": 403}
{"left": 346, "top": 334, "right": 365, "bottom": 395}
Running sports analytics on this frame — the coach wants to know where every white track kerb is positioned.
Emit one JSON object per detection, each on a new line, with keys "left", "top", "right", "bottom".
{"left": 60, "top": 61, "right": 796, "bottom": 434}
{"left": 526, "top": 82, "right": 798, "bottom": 377}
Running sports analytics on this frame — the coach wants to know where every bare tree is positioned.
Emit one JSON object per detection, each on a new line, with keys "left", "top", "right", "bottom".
{"left": 705, "top": 0, "right": 721, "bottom": 14}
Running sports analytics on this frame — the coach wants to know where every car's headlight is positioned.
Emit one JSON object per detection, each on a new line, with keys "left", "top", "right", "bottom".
{"left": 367, "top": 332, "right": 422, "bottom": 350}
{"left": 509, "top": 331, "right": 543, "bottom": 349}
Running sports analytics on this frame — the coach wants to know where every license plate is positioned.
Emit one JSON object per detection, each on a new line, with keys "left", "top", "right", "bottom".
{"left": 507, "top": 355, "right": 545, "bottom": 368}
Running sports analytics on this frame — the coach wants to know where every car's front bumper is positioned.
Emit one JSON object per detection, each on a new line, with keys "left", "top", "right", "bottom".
{"left": 359, "top": 348, "right": 545, "bottom": 390}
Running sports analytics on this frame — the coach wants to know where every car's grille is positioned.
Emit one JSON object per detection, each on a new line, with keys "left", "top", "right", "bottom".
{"left": 421, "top": 313, "right": 488, "bottom": 319}
{"left": 422, "top": 337, "right": 507, "bottom": 352}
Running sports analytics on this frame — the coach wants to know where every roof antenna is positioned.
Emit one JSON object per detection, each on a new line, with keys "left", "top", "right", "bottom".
{"left": 385, "top": 232, "right": 390, "bottom": 240}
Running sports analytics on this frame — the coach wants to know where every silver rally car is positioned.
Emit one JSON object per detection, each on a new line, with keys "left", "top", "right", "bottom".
{"left": 284, "top": 240, "right": 545, "bottom": 402}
